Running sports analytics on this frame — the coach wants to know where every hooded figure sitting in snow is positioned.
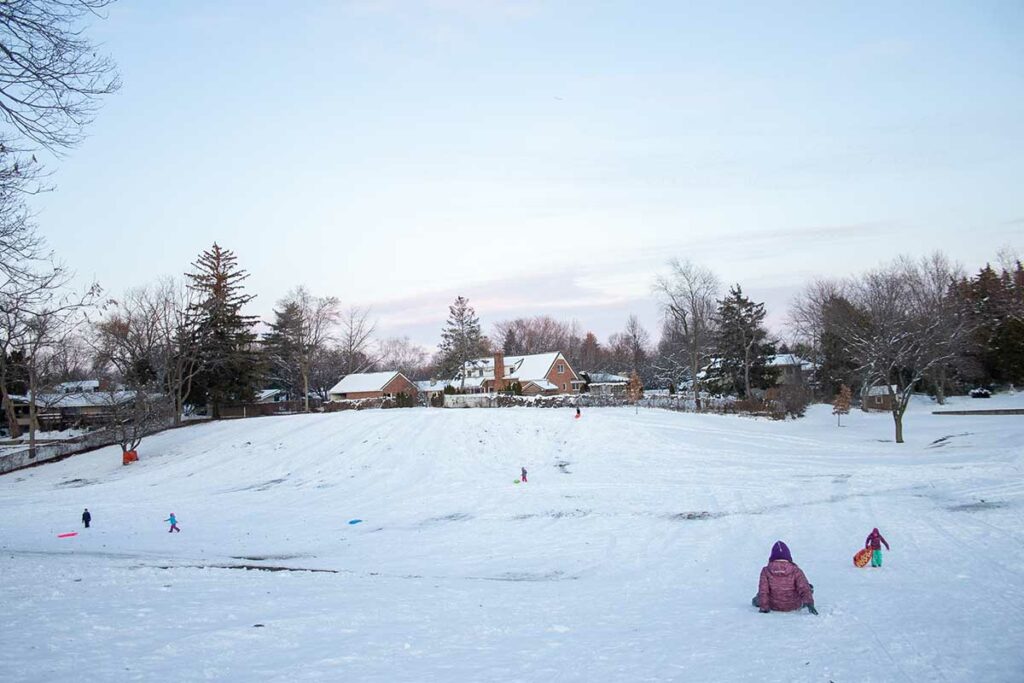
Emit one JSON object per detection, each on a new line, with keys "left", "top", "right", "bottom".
{"left": 752, "top": 540, "right": 817, "bottom": 615}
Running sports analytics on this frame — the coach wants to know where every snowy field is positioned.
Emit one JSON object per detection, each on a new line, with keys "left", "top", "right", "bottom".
{"left": 1, "top": 396, "right": 1023, "bottom": 682}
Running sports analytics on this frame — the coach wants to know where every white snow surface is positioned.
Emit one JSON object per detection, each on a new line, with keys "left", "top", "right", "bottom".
{"left": 2, "top": 395, "right": 1023, "bottom": 682}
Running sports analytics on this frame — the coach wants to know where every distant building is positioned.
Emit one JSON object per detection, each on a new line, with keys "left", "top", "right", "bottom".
{"left": 458, "top": 352, "right": 582, "bottom": 395}
{"left": 328, "top": 371, "right": 418, "bottom": 401}
{"left": 767, "top": 354, "right": 817, "bottom": 386}
{"left": 55, "top": 380, "right": 101, "bottom": 394}
{"left": 864, "top": 384, "right": 897, "bottom": 412}
{"left": 10, "top": 390, "right": 140, "bottom": 431}
{"left": 581, "top": 372, "right": 629, "bottom": 396}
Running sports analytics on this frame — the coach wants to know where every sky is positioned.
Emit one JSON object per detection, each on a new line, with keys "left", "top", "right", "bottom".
{"left": 30, "top": 0, "right": 1024, "bottom": 350}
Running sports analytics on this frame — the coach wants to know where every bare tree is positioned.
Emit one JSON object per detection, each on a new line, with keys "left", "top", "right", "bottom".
{"left": 654, "top": 259, "right": 720, "bottom": 404}
{"left": 271, "top": 287, "right": 341, "bottom": 412}
{"left": 338, "top": 305, "right": 376, "bottom": 375}
{"left": 493, "top": 316, "right": 576, "bottom": 356}
{"left": 376, "top": 336, "right": 428, "bottom": 378}
{"left": 99, "top": 385, "right": 172, "bottom": 462}
{"left": 94, "top": 278, "right": 201, "bottom": 425}
{"left": 902, "top": 252, "right": 968, "bottom": 404}
{"left": 787, "top": 278, "right": 847, "bottom": 359}
{"left": 0, "top": 0, "right": 121, "bottom": 152}
{"left": 19, "top": 282, "right": 98, "bottom": 454}
{"left": 838, "top": 258, "right": 970, "bottom": 443}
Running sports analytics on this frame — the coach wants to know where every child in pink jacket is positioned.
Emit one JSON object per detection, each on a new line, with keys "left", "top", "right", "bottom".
{"left": 752, "top": 541, "right": 817, "bottom": 614}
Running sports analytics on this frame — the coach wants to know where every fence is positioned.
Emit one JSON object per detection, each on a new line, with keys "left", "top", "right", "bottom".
{"left": 0, "top": 415, "right": 181, "bottom": 476}
{"left": 0, "top": 429, "right": 121, "bottom": 475}
{"left": 219, "top": 400, "right": 319, "bottom": 418}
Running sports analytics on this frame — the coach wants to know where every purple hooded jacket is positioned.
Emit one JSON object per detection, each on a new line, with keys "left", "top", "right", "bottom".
{"left": 757, "top": 541, "right": 814, "bottom": 612}
{"left": 865, "top": 528, "right": 889, "bottom": 551}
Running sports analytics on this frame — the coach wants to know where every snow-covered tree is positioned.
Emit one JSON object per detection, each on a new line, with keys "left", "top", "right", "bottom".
{"left": 654, "top": 259, "right": 720, "bottom": 404}
{"left": 838, "top": 258, "right": 970, "bottom": 444}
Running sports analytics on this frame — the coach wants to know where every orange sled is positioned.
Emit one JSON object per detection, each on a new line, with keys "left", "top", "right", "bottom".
{"left": 854, "top": 547, "right": 872, "bottom": 568}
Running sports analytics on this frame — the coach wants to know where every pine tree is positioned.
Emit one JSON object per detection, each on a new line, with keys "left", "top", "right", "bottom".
{"left": 262, "top": 301, "right": 304, "bottom": 397}
{"left": 438, "top": 296, "right": 489, "bottom": 388}
{"left": 185, "top": 244, "right": 260, "bottom": 418}
{"left": 715, "top": 285, "right": 776, "bottom": 397}
{"left": 832, "top": 384, "right": 852, "bottom": 426}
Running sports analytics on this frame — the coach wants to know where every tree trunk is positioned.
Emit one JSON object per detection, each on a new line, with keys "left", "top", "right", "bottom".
{"left": 1, "top": 384, "right": 22, "bottom": 438}
{"left": 173, "top": 391, "right": 183, "bottom": 426}
{"left": 743, "top": 343, "right": 752, "bottom": 398}
{"left": 28, "top": 365, "right": 38, "bottom": 457}
{"left": 935, "top": 367, "right": 947, "bottom": 405}
{"left": 894, "top": 413, "right": 904, "bottom": 444}
{"left": 303, "top": 370, "right": 310, "bottom": 413}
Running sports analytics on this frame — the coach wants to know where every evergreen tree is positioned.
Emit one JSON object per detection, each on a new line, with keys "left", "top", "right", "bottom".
{"left": 957, "top": 262, "right": 1024, "bottom": 386}
{"left": 714, "top": 285, "right": 776, "bottom": 397}
{"left": 437, "top": 296, "right": 489, "bottom": 388}
{"left": 261, "top": 300, "right": 304, "bottom": 397}
{"left": 185, "top": 244, "right": 260, "bottom": 418}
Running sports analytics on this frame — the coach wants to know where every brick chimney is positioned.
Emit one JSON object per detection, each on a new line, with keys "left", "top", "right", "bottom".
{"left": 492, "top": 351, "right": 506, "bottom": 392}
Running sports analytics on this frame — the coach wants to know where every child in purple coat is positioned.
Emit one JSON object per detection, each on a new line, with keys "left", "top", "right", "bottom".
{"left": 865, "top": 528, "right": 890, "bottom": 567}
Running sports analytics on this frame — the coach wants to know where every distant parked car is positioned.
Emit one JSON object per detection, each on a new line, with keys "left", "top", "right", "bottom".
{"left": 969, "top": 388, "right": 992, "bottom": 398}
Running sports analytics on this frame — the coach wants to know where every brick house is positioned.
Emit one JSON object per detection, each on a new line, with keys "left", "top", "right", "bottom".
{"left": 459, "top": 352, "right": 582, "bottom": 395}
{"left": 328, "top": 371, "right": 418, "bottom": 401}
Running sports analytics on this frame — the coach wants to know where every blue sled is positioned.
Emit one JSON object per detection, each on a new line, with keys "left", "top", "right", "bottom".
{"left": 348, "top": 519, "right": 363, "bottom": 525}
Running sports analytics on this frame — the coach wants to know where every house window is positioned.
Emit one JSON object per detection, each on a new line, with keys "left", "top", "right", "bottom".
{"left": 557, "top": 363, "right": 565, "bottom": 374}
{"left": 562, "top": 383, "right": 567, "bottom": 391}
{"left": 874, "top": 396, "right": 883, "bottom": 405}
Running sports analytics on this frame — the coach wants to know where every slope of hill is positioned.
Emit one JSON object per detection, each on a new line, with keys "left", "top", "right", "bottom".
{"left": 2, "top": 396, "right": 1023, "bottom": 681}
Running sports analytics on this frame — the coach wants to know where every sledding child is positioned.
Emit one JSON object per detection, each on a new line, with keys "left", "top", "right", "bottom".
{"left": 575, "top": 407, "right": 581, "bottom": 419}
{"left": 865, "top": 527, "right": 890, "bottom": 567}
{"left": 82, "top": 508, "right": 91, "bottom": 528}
{"left": 521, "top": 467, "right": 528, "bottom": 483}
{"left": 165, "top": 513, "right": 180, "bottom": 533}
{"left": 752, "top": 540, "right": 817, "bottom": 614}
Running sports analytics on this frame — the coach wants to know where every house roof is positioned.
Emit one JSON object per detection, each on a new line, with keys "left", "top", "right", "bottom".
{"left": 867, "top": 384, "right": 897, "bottom": 397}
{"left": 462, "top": 352, "right": 565, "bottom": 382}
{"left": 523, "top": 379, "right": 558, "bottom": 391}
{"left": 15, "top": 391, "right": 141, "bottom": 408}
{"left": 256, "top": 389, "right": 283, "bottom": 403}
{"left": 329, "top": 371, "right": 408, "bottom": 395}
{"left": 415, "top": 380, "right": 451, "bottom": 393}
{"left": 56, "top": 380, "right": 100, "bottom": 393}
{"left": 586, "top": 372, "right": 629, "bottom": 384}
{"left": 768, "top": 354, "right": 808, "bottom": 368}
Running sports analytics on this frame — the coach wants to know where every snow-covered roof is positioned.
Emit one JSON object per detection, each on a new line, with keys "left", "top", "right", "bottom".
{"left": 462, "top": 352, "right": 564, "bottom": 382}
{"left": 867, "top": 385, "right": 897, "bottom": 397}
{"left": 587, "top": 372, "right": 629, "bottom": 384}
{"left": 524, "top": 379, "right": 558, "bottom": 391}
{"left": 256, "top": 389, "right": 283, "bottom": 403}
{"left": 18, "top": 391, "right": 140, "bottom": 409}
{"left": 56, "top": 380, "right": 100, "bottom": 393}
{"left": 329, "top": 371, "right": 407, "bottom": 395}
{"left": 415, "top": 380, "right": 452, "bottom": 393}
{"left": 768, "top": 354, "right": 807, "bottom": 368}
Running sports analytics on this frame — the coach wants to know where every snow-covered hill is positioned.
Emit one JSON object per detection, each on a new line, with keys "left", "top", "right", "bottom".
{"left": 2, "top": 396, "right": 1023, "bottom": 681}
